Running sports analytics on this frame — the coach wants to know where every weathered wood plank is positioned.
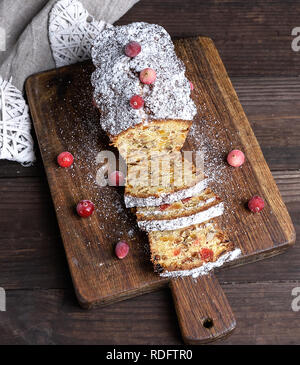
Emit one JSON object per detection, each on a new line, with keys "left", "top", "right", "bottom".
{"left": 232, "top": 77, "right": 300, "bottom": 170}
{"left": 1, "top": 282, "right": 299, "bottom": 345}
{"left": 0, "top": 176, "right": 70, "bottom": 289}
{"left": 271, "top": 170, "right": 300, "bottom": 203}
{"left": 117, "top": 0, "right": 300, "bottom": 77}
{"left": 0, "top": 237, "right": 70, "bottom": 290}
{"left": 221, "top": 282, "right": 300, "bottom": 345}
{"left": 0, "top": 159, "right": 43, "bottom": 178}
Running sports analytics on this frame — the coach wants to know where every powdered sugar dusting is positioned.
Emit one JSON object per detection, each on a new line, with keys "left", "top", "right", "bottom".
{"left": 188, "top": 111, "right": 248, "bottom": 238}
{"left": 91, "top": 22, "right": 196, "bottom": 136}
{"left": 160, "top": 248, "right": 241, "bottom": 278}
{"left": 138, "top": 202, "right": 224, "bottom": 232}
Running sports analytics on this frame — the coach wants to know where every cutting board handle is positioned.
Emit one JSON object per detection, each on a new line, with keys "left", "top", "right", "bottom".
{"left": 169, "top": 273, "right": 236, "bottom": 344}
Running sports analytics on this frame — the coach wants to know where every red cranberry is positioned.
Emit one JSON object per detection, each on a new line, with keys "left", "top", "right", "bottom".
{"left": 130, "top": 95, "right": 144, "bottom": 109}
{"left": 173, "top": 249, "right": 181, "bottom": 256}
{"left": 200, "top": 248, "right": 214, "bottom": 262}
{"left": 57, "top": 152, "right": 74, "bottom": 168}
{"left": 160, "top": 204, "right": 170, "bottom": 211}
{"left": 139, "top": 68, "right": 156, "bottom": 84}
{"left": 227, "top": 150, "right": 245, "bottom": 167}
{"left": 124, "top": 41, "right": 141, "bottom": 57}
{"left": 76, "top": 200, "right": 95, "bottom": 218}
{"left": 248, "top": 196, "right": 265, "bottom": 213}
{"left": 115, "top": 241, "right": 130, "bottom": 259}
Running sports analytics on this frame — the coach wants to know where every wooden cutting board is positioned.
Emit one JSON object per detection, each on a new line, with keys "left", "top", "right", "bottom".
{"left": 25, "top": 37, "right": 295, "bottom": 344}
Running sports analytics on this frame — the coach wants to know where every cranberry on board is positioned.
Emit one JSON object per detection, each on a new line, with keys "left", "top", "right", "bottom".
{"left": 248, "top": 196, "right": 265, "bottom": 213}
{"left": 115, "top": 241, "right": 130, "bottom": 259}
{"left": 227, "top": 149, "right": 245, "bottom": 167}
{"left": 57, "top": 151, "right": 74, "bottom": 168}
{"left": 76, "top": 200, "right": 95, "bottom": 218}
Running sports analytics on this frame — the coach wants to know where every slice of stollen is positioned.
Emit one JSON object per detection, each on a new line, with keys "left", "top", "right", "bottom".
{"left": 149, "top": 220, "right": 239, "bottom": 277}
{"left": 124, "top": 152, "right": 206, "bottom": 207}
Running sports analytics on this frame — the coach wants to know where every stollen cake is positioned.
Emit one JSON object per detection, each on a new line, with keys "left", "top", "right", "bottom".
{"left": 91, "top": 21, "right": 240, "bottom": 278}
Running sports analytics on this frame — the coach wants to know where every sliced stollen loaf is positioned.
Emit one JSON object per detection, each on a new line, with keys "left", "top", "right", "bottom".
{"left": 90, "top": 22, "right": 241, "bottom": 278}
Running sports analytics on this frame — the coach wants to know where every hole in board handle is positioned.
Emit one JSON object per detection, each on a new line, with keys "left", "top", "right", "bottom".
{"left": 203, "top": 318, "right": 214, "bottom": 329}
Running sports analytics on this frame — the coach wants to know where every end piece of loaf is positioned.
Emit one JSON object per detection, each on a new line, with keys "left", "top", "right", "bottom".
{"left": 149, "top": 220, "right": 234, "bottom": 273}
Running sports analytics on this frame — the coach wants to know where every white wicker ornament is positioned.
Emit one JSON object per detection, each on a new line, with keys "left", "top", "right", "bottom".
{"left": 1, "top": 0, "right": 109, "bottom": 165}
{"left": 49, "top": 0, "right": 109, "bottom": 67}
{"left": 0, "top": 77, "right": 35, "bottom": 165}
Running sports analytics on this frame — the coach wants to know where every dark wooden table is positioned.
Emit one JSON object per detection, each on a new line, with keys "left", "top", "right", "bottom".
{"left": 0, "top": 0, "right": 299, "bottom": 345}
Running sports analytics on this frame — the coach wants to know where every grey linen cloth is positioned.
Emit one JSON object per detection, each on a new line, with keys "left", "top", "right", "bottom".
{"left": 0, "top": 0, "right": 139, "bottom": 90}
